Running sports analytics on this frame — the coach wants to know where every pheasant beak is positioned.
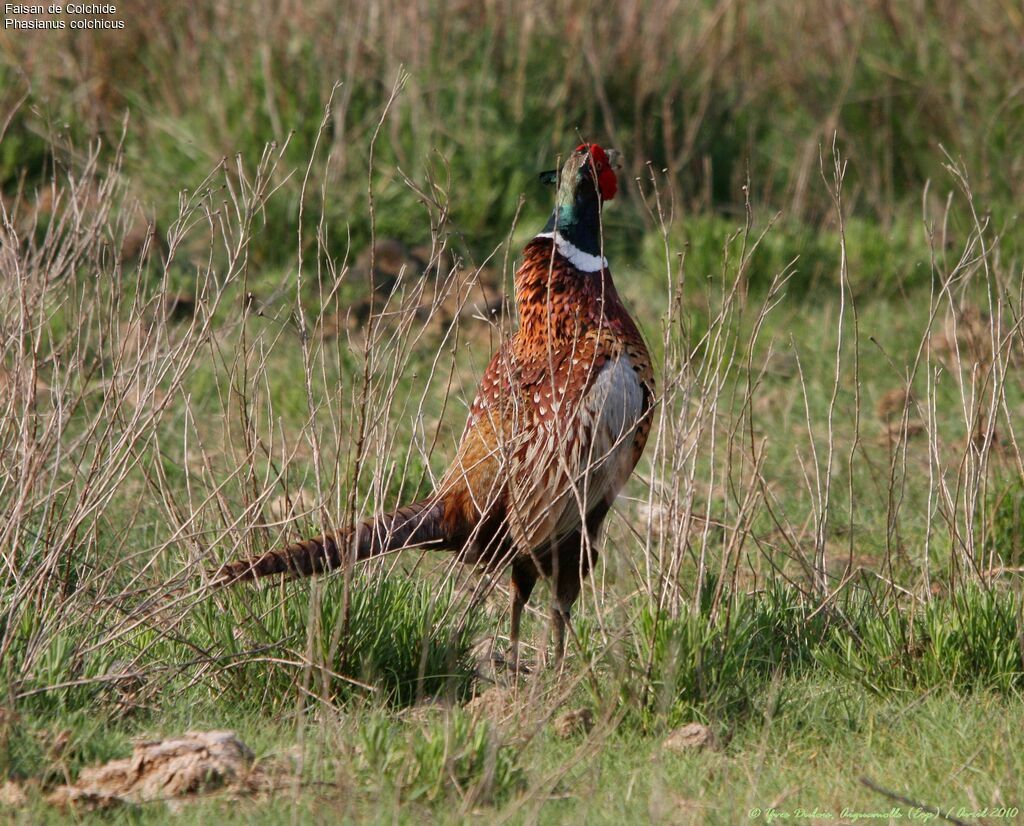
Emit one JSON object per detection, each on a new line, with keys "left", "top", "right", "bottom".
{"left": 604, "top": 149, "right": 623, "bottom": 170}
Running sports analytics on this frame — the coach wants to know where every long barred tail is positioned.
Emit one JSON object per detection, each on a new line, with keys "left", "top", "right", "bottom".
{"left": 210, "top": 498, "right": 448, "bottom": 585}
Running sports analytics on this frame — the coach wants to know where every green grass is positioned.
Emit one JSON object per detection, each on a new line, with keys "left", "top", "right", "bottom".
{"left": 528, "top": 683, "right": 1024, "bottom": 826}
{"left": 189, "top": 572, "right": 483, "bottom": 711}
{"left": 7, "top": 673, "right": 1022, "bottom": 823}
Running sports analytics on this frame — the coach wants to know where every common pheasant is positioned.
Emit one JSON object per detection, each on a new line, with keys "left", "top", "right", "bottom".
{"left": 212, "top": 144, "right": 656, "bottom": 668}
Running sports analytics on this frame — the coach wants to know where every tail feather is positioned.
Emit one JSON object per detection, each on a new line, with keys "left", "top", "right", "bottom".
{"left": 211, "top": 498, "right": 448, "bottom": 585}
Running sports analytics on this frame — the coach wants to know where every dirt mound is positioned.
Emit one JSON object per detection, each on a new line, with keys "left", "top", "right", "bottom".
{"left": 48, "top": 730, "right": 262, "bottom": 810}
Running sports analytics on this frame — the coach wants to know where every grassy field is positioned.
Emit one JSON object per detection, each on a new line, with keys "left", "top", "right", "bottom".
{"left": 2, "top": 1, "right": 1024, "bottom": 822}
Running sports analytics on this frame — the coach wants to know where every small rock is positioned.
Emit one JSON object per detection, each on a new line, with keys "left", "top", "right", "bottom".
{"left": 662, "top": 722, "right": 714, "bottom": 754}
{"left": 552, "top": 708, "right": 594, "bottom": 739}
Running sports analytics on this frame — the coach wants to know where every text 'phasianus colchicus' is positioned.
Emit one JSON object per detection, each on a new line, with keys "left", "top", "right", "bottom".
{"left": 212, "top": 144, "right": 655, "bottom": 668}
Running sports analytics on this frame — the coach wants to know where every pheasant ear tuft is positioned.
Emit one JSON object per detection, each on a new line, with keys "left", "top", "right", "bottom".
{"left": 539, "top": 169, "right": 558, "bottom": 186}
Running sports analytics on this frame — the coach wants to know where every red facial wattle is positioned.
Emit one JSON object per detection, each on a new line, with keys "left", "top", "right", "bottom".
{"left": 576, "top": 143, "right": 618, "bottom": 202}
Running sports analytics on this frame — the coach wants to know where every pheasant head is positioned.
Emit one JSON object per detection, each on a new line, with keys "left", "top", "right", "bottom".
{"left": 539, "top": 144, "right": 622, "bottom": 262}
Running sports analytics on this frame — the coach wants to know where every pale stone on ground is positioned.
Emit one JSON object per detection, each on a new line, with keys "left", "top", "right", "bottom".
{"left": 662, "top": 722, "right": 714, "bottom": 754}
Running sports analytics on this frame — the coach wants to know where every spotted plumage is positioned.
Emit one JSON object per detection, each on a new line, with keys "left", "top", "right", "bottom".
{"left": 212, "top": 144, "right": 655, "bottom": 669}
